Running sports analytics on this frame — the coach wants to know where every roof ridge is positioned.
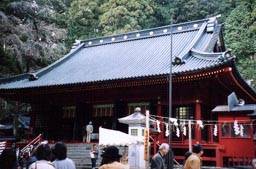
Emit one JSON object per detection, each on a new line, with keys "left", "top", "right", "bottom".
{"left": 82, "top": 27, "right": 199, "bottom": 49}
{"left": 78, "top": 19, "right": 209, "bottom": 48}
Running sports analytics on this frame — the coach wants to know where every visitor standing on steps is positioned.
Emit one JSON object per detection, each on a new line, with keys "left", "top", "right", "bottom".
{"left": 86, "top": 121, "right": 93, "bottom": 143}
{"left": 90, "top": 144, "right": 99, "bottom": 169}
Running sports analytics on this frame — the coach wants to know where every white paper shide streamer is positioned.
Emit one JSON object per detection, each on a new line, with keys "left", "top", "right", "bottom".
{"left": 165, "top": 123, "right": 169, "bottom": 137}
{"left": 183, "top": 125, "right": 187, "bottom": 136}
{"left": 170, "top": 118, "right": 178, "bottom": 127}
{"left": 240, "top": 124, "right": 244, "bottom": 137}
{"left": 176, "top": 127, "right": 180, "bottom": 138}
{"left": 156, "top": 120, "right": 161, "bottom": 133}
{"left": 197, "top": 120, "right": 204, "bottom": 129}
{"left": 233, "top": 120, "right": 240, "bottom": 135}
{"left": 214, "top": 124, "right": 218, "bottom": 136}
{"left": 149, "top": 116, "right": 248, "bottom": 138}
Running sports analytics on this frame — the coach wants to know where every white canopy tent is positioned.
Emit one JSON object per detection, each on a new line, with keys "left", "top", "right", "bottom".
{"left": 99, "top": 127, "right": 143, "bottom": 146}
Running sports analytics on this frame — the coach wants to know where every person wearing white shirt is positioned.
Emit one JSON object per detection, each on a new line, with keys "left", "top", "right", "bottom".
{"left": 86, "top": 121, "right": 94, "bottom": 143}
{"left": 52, "top": 142, "right": 76, "bottom": 169}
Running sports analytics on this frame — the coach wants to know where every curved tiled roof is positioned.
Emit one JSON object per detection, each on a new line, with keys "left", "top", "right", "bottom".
{"left": 0, "top": 17, "right": 233, "bottom": 90}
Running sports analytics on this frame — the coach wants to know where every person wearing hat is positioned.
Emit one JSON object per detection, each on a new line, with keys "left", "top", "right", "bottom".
{"left": 184, "top": 144, "right": 203, "bottom": 169}
{"left": 99, "top": 146, "right": 129, "bottom": 169}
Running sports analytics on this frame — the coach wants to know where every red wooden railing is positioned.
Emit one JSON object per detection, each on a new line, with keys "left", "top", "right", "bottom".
{"left": 0, "top": 141, "right": 7, "bottom": 155}
{"left": 226, "top": 156, "right": 253, "bottom": 167}
{"left": 20, "top": 134, "right": 42, "bottom": 154}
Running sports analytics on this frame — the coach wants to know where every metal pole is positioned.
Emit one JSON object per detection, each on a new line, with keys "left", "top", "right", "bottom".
{"left": 188, "top": 120, "right": 192, "bottom": 152}
{"left": 168, "top": 17, "right": 173, "bottom": 169}
{"left": 145, "top": 110, "right": 150, "bottom": 168}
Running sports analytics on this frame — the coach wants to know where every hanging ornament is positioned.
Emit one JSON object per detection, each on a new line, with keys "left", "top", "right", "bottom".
{"left": 183, "top": 125, "right": 187, "bottom": 136}
{"left": 240, "top": 124, "right": 244, "bottom": 137}
{"left": 156, "top": 120, "right": 161, "bottom": 133}
{"left": 176, "top": 127, "right": 180, "bottom": 138}
{"left": 233, "top": 120, "right": 240, "bottom": 135}
{"left": 174, "top": 121, "right": 178, "bottom": 127}
{"left": 214, "top": 124, "right": 218, "bottom": 136}
{"left": 196, "top": 120, "right": 204, "bottom": 129}
{"left": 169, "top": 118, "right": 178, "bottom": 127}
{"left": 169, "top": 118, "right": 179, "bottom": 127}
{"left": 165, "top": 123, "right": 169, "bottom": 137}
{"left": 169, "top": 118, "right": 177, "bottom": 122}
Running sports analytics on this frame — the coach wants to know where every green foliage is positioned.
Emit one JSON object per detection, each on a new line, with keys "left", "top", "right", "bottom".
{"left": 225, "top": 1, "right": 256, "bottom": 59}
{"left": 67, "top": 0, "right": 103, "bottom": 43}
{"left": 168, "top": 0, "right": 239, "bottom": 23}
{"left": 99, "top": 0, "right": 156, "bottom": 35}
{"left": 237, "top": 59, "right": 256, "bottom": 88}
{"left": 0, "top": 46, "right": 20, "bottom": 76}
{"left": 224, "top": 1, "right": 256, "bottom": 87}
{"left": 0, "top": 0, "right": 68, "bottom": 74}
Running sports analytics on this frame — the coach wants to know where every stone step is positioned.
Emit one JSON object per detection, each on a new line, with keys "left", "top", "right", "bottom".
{"left": 64, "top": 143, "right": 101, "bottom": 168}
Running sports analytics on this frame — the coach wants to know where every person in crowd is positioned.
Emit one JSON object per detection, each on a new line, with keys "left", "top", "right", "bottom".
{"left": 151, "top": 143, "right": 170, "bottom": 169}
{"left": 99, "top": 146, "right": 128, "bottom": 169}
{"left": 90, "top": 144, "right": 98, "bottom": 169}
{"left": 52, "top": 142, "right": 76, "bottom": 169}
{"left": 184, "top": 151, "right": 192, "bottom": 164}
{"left": 86, "top": 121, "right": 93, "bottom": 143}
{"left": 26, "top": 148, "right": 37, "bottom": 169}
{"left": 252, "top": 158, "right": 256, "bottom": 169}
{"left": 165, "top": 146, "right": 174, "bottom": 169}
{"left": 0, "top": 149, "right": 18, "bottom": 169}
{"left": 184, "top": 144, "right": 203, "bottom": 169}
{"left": 28, "top": 144, "right": 55, "bottom": 169}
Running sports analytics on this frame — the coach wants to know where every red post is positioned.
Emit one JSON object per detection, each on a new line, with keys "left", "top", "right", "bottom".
{"left": 195, "top": 100, "right": 202, "bottom": 142}
{"left": 216, "top": 147, "right": 223, "bottom": 167}
{"left": 157, "top": 98, "right": 163, "bottom": 145}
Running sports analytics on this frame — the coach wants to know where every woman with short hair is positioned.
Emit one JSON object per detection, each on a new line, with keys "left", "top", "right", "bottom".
{"left": 52, "top": 142, "right": 76, "bottom": 169}
{"left": 28, "top": 144, "right": 55, "bottom": 169}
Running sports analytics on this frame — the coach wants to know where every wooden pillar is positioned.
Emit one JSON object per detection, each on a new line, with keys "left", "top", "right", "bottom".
{"left": 216, "top": 147, "right": 223, "bottom": 167}
{"left": 157, "top": 97, "right": 164, "bottom": 146}
{"left": 13, "top": 101, "right": 19, "bottom": 137}
{"left": 113, "top": 99, "right": 126, "bottom": 131}
{"left": 74, "top": 102, "right": 88, "bottom": 140}
{"left": 195, "top": 100, "right": 202, "bottom": 142}
{"left": 209, "top": 125, "right": 214, "bottom": 143}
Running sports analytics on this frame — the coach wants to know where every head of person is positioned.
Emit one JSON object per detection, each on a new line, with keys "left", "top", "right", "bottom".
{"left": 159, "top": 143, "right": 170, "bottom": 156}
{"left": 184, "top": 151, "right": 192, "bottom": 161}
{"left": 89, "top": 121, "right": 92, "bottom": 125}
{"left": 0, "top": 149, "right": 17, "bottom": 169}
{"left": 100, "top": 146, "right": 122, "bottom": 165}
{"left": 53, "top": 142, "right": 67, "bottom": 160}
{"left": 192, "top": 144, "right": 203, "bottom": 156}
{"left": 92, "top": 144, "right": 97, "bottom": 150}
{"left": 35, "top": 143, "right": 52, "bottom": 161}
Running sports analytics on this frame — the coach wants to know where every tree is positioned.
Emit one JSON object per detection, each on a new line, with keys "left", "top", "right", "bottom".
{"left": 67, "top": 0, "right": 103, "bottom": 43}
{"left": 99, "top": 0, "right": 156, "bottom": 35}
{"left": 169, "top": 0, "right": 239, "bottom": 23}
{"left": 224, "top": 1, "right": 256, "bottom": 87}
{"left": 0, "top": 0, "right": 67, "bottom": 75}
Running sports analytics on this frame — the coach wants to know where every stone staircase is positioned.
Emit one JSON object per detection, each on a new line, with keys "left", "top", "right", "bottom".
{"left": 65, "top": 143, "right": 128, "bottom": 169}
{"left": 66, "top": 143, "right": 101, "bottom": 169}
